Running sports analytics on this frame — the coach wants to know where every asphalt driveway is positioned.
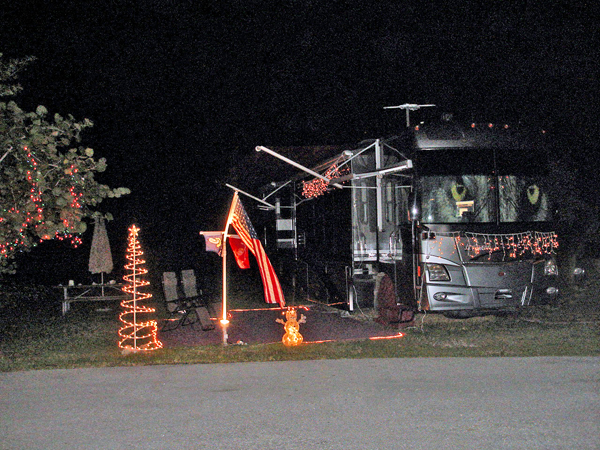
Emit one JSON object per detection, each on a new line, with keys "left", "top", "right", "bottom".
{"left": 1, "top": 357, "right": 598, "bottom": 449}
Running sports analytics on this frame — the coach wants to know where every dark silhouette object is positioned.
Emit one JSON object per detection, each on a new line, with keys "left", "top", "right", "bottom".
{"left": 374, "top": 273, "right": 415, "bottom": 328}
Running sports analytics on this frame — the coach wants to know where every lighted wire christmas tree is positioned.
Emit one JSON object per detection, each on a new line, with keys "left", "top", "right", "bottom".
{"left": 118, "top": 225, "right": 162, "bottom": 353}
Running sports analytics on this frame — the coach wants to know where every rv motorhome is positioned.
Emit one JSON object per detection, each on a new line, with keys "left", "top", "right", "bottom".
{"left": 246, "top": 119, "right": 559, "bottom": 318}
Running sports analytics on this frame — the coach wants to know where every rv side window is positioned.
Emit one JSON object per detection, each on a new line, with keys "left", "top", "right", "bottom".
{"left": 395, "top": 185, "right": 410, "bottom": 224}
{"left": 383, "top": 181, "right": 395, "bottom": 224}
{"left": 359, "top": 182, "right": 368, "bottom": 224}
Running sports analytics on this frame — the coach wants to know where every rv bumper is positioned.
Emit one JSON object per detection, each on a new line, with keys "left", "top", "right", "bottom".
{"left": 425, "top": 285, "right": 475, "bottom": 311}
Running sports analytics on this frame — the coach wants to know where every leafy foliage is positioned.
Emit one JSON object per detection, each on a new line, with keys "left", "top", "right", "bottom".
{"left": 544, "top": 138, "right": 600, "bottom": 281}
{"left": 0, "top": 54, "right": 129, "bottom": 274}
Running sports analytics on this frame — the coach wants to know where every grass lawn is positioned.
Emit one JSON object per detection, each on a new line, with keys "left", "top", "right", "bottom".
{"left": 1, "top": 280, "right": 598, "bottom": 372}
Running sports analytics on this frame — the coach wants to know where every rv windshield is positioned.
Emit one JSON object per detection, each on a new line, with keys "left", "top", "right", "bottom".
{"left": 417, "top": 148, "right": 553, "bottom": 224}
{"left": 420, "top": 174, "right": 495, "bottom": 223}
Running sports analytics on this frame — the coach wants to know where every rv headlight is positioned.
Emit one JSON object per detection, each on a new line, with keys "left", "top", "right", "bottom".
{"left": 427, "top": 263, "right": 451, "bottom": 282}
{"left": 544, "top": 258, "right": 558, "bottom": 276}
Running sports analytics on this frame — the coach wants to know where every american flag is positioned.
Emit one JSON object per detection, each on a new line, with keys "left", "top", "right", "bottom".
{"left": 229, "top": 193, "right": 285, "bottom": 307}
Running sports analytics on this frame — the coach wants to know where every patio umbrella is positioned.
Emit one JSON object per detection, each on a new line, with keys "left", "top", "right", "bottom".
{"left": 88, "top": 216, "right": 114, "bottom": 288}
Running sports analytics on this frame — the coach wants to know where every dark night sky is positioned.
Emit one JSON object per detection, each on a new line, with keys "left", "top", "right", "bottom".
{"left": 1, "top": 1, "right": 598, "bottom": 283}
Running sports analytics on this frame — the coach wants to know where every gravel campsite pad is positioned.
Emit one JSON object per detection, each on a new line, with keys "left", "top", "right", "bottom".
{"left": 158, "top": 304, "right": 402, "bottom": 347}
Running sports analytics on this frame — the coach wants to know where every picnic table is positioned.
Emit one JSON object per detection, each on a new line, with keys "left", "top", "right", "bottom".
{"left": 55, "top": 283, "right": 127, "bottom": 316}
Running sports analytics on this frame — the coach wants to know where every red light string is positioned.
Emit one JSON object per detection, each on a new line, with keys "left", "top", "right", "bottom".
{"left": 302, "top": 161, "right": 349, "bottom": 199}
{"left": 425, "top": 230, "right": 558, "bottom": 260}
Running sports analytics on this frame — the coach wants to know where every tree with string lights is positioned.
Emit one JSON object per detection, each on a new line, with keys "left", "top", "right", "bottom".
{"left": 0, "top": 53, "right": 129, "bottom": 275}
{"left": 118, "top": 225, "right": 162, "bottom": 353}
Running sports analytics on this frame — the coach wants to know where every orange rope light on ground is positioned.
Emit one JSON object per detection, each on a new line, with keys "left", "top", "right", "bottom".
{"left": 368, "top": 333, "right": 404, "bottom": 340}
{"left": 118, "top": 225, "right": 162, "bottom": 353}
{"left": 304, "top": 333, "right": 404, "bottom": 344}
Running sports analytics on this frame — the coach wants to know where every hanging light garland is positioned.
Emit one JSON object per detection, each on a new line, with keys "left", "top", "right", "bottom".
{"left": 118, "top": 225, "right": 162, "bottom": 353}
{"left": 464, "top": 231, "right": 558, "bottom": 259}
{"left": 301, "top": 161, "right": 349, "bottom": 199}
{"left": 424, "top": 230, "right": 558, "bottom": 260}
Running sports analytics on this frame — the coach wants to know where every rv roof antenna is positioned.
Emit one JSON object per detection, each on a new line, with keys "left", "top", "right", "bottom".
{"left": 383, "top": 103, "right": 436, "bottom": 128}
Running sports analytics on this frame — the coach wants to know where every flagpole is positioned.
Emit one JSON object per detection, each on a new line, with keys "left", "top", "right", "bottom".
{"left": 221, "top": 192, "right": 238, "bottom": 345}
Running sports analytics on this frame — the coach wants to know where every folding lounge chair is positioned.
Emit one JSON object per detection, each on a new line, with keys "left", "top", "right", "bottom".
{"left": 161, "top": 271, "right": 214, "bottom": 332}
{"left": 180, "top": 269, "right": 214, "bottom": 331}
{"left": 161, "top": 271, "right": 197, "bottom": 331}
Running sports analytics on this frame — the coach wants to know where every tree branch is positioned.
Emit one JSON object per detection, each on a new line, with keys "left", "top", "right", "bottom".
{"left": 0, "top": 146, "right": 13, "bottom": 164}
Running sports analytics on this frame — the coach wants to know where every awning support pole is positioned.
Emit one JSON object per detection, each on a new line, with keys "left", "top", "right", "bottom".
{"left": 225, "top": 183, "right": 275, "bottom": 209}
{"left": 255, "top": 146, "right": 344, "bottom": 189}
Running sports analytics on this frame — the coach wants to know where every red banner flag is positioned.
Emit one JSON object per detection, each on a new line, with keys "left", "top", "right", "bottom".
{"left": 228, "top": 194, "right": 285, "bottom": 307}
{"left": 229, "top": 236, "right": 250, "bottom": 269}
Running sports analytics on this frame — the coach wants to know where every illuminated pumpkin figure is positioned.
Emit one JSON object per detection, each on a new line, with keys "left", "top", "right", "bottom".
{"left": 276, "top": 307, "right": 307, "bottom": 346}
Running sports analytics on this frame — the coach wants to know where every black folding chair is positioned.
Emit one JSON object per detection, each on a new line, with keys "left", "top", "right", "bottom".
{"left": 161, "top": 270, "right": 215, "bottom": 332}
